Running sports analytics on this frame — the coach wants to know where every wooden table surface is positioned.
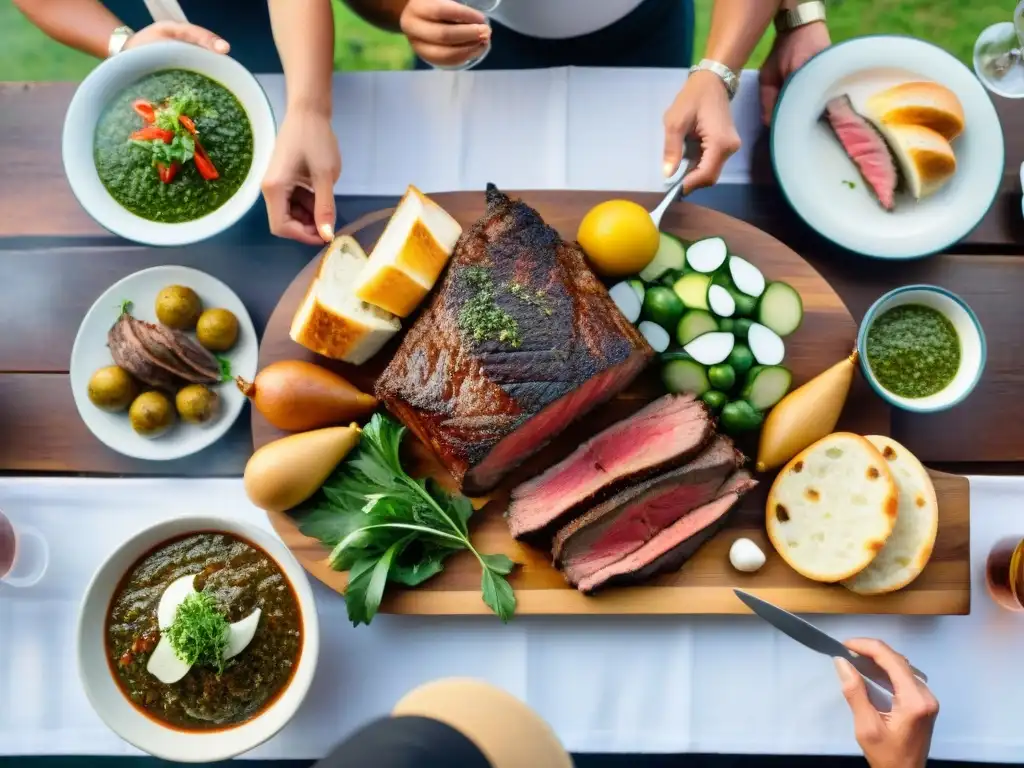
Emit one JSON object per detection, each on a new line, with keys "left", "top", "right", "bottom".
{"left": 1, "top": 81, "right": 1022, "bottom": 478}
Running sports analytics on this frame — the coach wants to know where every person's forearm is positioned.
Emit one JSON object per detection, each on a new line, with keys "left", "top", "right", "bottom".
{"left": 269, "top": 0, "right": 336, "bottom": 115}
{"left": 344, "top": 0, "right": 408, "bottom": 33}
{"left": 703, "top": 0, "right": 780, "bottom": 72}
{"left": 12, "top": 0, "right": 122, "bottom": 59}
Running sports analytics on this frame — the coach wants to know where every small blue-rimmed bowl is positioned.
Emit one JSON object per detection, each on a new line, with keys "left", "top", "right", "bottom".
{"left": 857, "top": 285, "right": 986, "bottom": 414}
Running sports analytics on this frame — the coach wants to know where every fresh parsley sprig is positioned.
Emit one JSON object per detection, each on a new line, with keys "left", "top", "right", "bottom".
{"left": 165, "top": 591, "right": 229, "bottom": 674}
{"left": 294, "top": 414, "right": 517, "bottom": 626}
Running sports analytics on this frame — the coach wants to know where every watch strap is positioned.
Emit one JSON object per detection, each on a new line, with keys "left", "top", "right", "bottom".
{"left": 775, "top": 1, "right": 827, "bottom": 34}
{"left": 107, "top": 25, "right": 134, "bottom": 57}
{"left": 689, "top": 59, "right": 739, "bottom": 100}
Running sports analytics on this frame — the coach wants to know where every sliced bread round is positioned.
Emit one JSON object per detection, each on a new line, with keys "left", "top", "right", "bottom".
{"left": 766, "top": 432, "right": 898, "bottom": 583}
{"left": 842, "top": 436, "right": 938, "bottom": 595}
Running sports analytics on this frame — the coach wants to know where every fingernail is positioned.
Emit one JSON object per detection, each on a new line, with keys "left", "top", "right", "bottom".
{"left": 834, "top": 658, "right": 856, "bottom": 682}
{"left": 214, "top": 39, "right": 230, "bottom": 53}
{"left": 319, "top": 223, "right": 334, "bottom": 241}
{"left": 662, "top": 161, "right": 676, "bottom": 178}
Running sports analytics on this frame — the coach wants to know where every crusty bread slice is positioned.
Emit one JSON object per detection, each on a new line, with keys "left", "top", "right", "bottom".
{"left": 842, "top": 436, "right": 938, "bottom": 595}
{"left": 864, "top": 81, "right": 965, "bottom": 141}
{"left": 354, "top": 185, "right": 462, "bottom": 317}
{"left": 766, "top": 433, "right": 898, "bottom": 583}
{"left": 872, "top": 122, "right": 956, "bottom": 200}
{"left": 290, "top": 236, "right": 401, "bottom": 365}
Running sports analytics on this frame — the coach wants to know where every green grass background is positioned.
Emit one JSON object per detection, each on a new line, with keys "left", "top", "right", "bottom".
{"left": 0, "top": 1, "right": 1012, "bottom": 81}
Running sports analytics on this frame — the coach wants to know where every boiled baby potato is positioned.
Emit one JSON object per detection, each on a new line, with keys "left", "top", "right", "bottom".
{"left": 87, "top": 366, "right": 137, "bottom": 412}
{"left": 175, "top": 384, "right": 219, "bottom": 425}
{"left": 155, "top": 285, "right": 202, "bottom": 330}
{"left": 196, "top": 308, "right": 239, "bottom": 352}
{"left": 129, "top": 391, "right": 175, "bottom": 438}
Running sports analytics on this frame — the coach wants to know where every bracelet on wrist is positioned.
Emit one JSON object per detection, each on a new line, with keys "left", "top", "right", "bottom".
{"left": 689, "top": 59, "right": 739, "bottom": 100}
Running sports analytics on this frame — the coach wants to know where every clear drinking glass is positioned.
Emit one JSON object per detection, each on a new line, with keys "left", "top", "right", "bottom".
{"left": 433, "top": 0, "right": 503, "bottom": 71}
{"left": 973, "top": 2, "right": 1024, "bottom": 99}
{"left": 0, "top": 509, "right": 49, "bottom": 589}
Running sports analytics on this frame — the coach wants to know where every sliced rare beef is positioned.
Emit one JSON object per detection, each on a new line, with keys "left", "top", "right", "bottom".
{"left": 147, "top": 323, "right": 221, "bottom": 383}
{"left": 108, "top": 314, "right": 184, "bottom": 393}
{"left": 554, "top": 435, "right": 742, "bottom": 586}
{"left": 376, "top": 185, "right": 654, "bottom": 495}
{"left": 575, "top": 470, "right": 758, "bottom": 594}
{"left": 821, "top": 95, "right": 897, "bottom": 211}
{"left": 108, "top": 313, "right": 221, "bottom": 391}
{"left": 507, "top": 394, "right": 714, "bottom": 540}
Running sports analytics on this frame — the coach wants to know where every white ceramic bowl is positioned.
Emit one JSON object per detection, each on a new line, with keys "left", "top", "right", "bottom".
{"left": 772, "top": 36, "right": 1004, "bottom": 260}
{"left": 62, "top": 41, "right": 276, "bottom": 246}
{"left": 857, "top": 285, "right": 986, "bottom": 413}
{"left": 77, "top": 516, "right": 319, "bottom": 762}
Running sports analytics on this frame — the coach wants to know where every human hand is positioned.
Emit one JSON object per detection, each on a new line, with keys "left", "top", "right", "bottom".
{"left": 400, "top": 0, "right": 491, "bottom": 68}
{"left": 835, "top": 638, "right": 939, "bottom": 768}
{"left": 123, "top": 20, "right": 230, "bottom": 54}
{"left": 262, "top": 107, "right": 341, "bottom": 245}
{"left": 758, "top": 21, "right": 831, "bottom": 125}
{"left": 662, "top": 69, "right": 741, "bottom": 195}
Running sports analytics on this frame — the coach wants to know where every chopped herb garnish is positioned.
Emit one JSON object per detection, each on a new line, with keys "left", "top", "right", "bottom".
{"left": 165, "top": 591, "right": 229, "bottom": 674}
{"left": 216, "top": 356, "right": 232, "bottom": 382}
{"left": 458, "top": 267, "right": 522, "bottom": 347}
{"left": 117, "top": 299, "right": 133, "bottom": 317}
{"left": 509, "top": 282, "right": 553, "bottom": 316}
{"left": 842, "top": 179, "right": 857, "bottom": 189}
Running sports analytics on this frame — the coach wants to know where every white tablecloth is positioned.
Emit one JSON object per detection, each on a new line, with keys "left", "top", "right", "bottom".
{"left": 256, "top": 68, "right": 762, "bottom": 197}
{"left": 1, "top": 476, "right": 1022, "bottom": 761}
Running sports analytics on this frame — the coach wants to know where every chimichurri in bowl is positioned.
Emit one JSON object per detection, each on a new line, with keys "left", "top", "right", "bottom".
{"left": 857, "top": 285, "right": 986, "bottom": 413}
{"left": 63, "top": 42, "right": 276, "bottom": 246}
{"left": 77, "top": 515, "right": 318, "bottom": 761}
{"left": 94, "top": 70, "right": 254, "bottom": 224}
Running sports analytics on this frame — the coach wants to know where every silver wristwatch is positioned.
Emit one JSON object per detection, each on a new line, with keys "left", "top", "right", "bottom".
{"left": 107, "top": 25, "right": 134, "bottom": 57}
{"left": 690, "top": 59, "right": 739, "bottom": 100}
{"left": 775, "top": 0, "right": 827, "bottom": 34}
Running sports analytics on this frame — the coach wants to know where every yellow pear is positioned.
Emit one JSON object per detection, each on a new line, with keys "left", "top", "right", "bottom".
{"left": 244, "top": 424, "right": 361, "bottom": 513}
{"left": 756, "top": 352, "right": 856, "bottom": 472}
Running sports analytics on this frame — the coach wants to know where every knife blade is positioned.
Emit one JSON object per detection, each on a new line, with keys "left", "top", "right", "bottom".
{"left": 734, "top": 589, "right": 927, "bottom": 711}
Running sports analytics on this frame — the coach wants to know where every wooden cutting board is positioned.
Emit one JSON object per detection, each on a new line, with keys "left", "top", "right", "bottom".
{"left": 253, "top": 191, "right": 971, "bottom": 616}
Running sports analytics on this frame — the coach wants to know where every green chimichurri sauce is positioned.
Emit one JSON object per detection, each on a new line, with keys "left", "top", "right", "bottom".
{"left": 866, "top": 304, "right": 960, "bottom": 398}
{"left": 458, "top": 267, "right": 522, "bottom": 347}
{"left": 94, "top": 70, "right": 253, "bottom": 223}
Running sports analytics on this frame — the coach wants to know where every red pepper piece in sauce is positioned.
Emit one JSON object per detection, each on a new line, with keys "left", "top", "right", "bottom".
{"left": 129, "top": 126, "right": 174, "bottom": 143}
{"left": 157, "top": 161, "right": 180, "bottom": 184}
{"left": 178, "top": 115, "right": 198, "bottom": 135}
{"left": 132, "top": 99, "right": 156, "bottom": 124}
{"left": 193, "top": 141, "right": 219, "bottom": 181}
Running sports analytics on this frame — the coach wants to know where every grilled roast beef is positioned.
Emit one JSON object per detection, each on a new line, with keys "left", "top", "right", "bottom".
{"left": 821, "top": 95, "right": 898, "bottom": 211}
{"left": 108, "top": 312, "right": 221, "bottom": 392}
{"left": 575, "top": 470, "right": 757, "bottom": 594}
{"left": 554, "top": 435, "right": 741, "bottom": 586}
{"left": 507, "top": 394, "right": 713, "bottom": 540}
{"left": 376, "top": 185, "right": 653, "bottom": 494}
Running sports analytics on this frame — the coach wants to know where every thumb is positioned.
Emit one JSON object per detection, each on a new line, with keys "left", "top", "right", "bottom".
{"left": 165, "top": 22, "right": 230, "bottom": 54}
{"left": 835, "top": 658, "right": 879, "bottom": 724}
{"left": 312, "top": 172, "right": 337, "bottom": 243}
{"left": 662, "top": 106, "right": 694, "bottom": 179}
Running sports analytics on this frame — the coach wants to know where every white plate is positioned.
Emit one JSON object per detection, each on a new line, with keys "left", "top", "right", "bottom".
{"left": 772, "top": 36, "right": 1005, "bottom": 260}
{"left": 69, "top": 266, "right": 257, "bottom": 461}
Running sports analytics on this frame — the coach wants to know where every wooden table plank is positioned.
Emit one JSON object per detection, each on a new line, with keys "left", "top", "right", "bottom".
{"left": 2, "top": 82, "right": 1023, "bottom": 247}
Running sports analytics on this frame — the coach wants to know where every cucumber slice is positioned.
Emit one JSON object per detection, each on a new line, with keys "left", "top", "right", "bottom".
{"left": 673, "top": 272, "right": 712, "bottom": 310}
{"left": 660, "top": 350, "right": 693, "bottom": 363}
{"left": 640, "top": 232, "right": 687, "bottom": 282}
{"left": 677, "top": 310, "right": 719, "bottom": 346}
{"left": 609, "top": 281, "right": 642, "bottom": 323}
{"left": 729, "top": 256, "right": 766, "bottom": 298}
{"left": 685, "top": 237, "right": 728, "bottom": 273}
{"left": 662, "top": 359, "right": 710, "bottom": 396}
{"left": 757, "top": 281, "right": 804, "bottom": 337}
{"left": 707, "top": 284, "right": 736, "bottom": 317}
{"left": 627, "top": 278, "right": 646, "bottom": 304}
{"left": 747, "top": 322, "right": 785, "bottom": 366}
{"left": 730, "top": 290, "right": 759, "bottom": 317}
{"left": 638, "top": 320, "right": 671, "bottom": 353}
{"left": 743, "top": 365, "right": 792, "bottom": 410}
{"left": 683, "top": 331, "right": 735, "bottom": 365}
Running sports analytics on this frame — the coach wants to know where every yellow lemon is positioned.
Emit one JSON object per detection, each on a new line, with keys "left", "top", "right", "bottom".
{"left": 577, "top": 200, "right": 660, "bottom": 278}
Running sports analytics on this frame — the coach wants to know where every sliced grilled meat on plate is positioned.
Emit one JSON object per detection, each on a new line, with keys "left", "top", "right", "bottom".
{"left": 821, "top": 95, "right": 898, "bottom": 211}
{"left": 377, "top": 185, "right": 653, "bottom": 495}
{"left": 575, "top": 470, "right": 758, "bottom": 594}
{"left": 554, "top": 435, "right": 742, "bottom": 587}
{"left": 507, "top": 394, "right": 714, "bottom": 540}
